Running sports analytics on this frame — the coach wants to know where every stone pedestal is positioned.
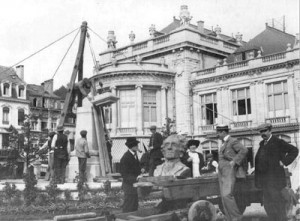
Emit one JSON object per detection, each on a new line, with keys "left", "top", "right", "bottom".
{"left": 66, "top": 98, "right": 101, "bottom": 182}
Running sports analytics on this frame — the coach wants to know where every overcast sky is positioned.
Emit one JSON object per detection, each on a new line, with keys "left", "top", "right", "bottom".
{"left": 0, "top": 0, "right": 299, "bottom": 90}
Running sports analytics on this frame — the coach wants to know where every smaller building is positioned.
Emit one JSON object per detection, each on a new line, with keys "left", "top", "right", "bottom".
{"left": 0, "top": 65, "right": 29, "bottom": 149}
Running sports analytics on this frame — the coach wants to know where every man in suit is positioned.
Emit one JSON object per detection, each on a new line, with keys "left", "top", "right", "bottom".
{"left": 217, "top": 125, "right": 248, "bottom": 221}
{"left": 120, "top": 137, "right": 142, "bottom": 212}
{"left": 148, "top": 125, "right": 164, "bottom": 176}
{"left": 255, "top": 123, "right": 298, "bottom": 221}
{"left": 51, "top": 126, "right": 69, "bottom": 184}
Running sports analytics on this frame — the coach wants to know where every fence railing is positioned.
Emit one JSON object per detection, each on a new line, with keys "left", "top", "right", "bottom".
{"left": 200, "top": 125, "right": 215, "bottom": 131}
{"left": 132, "top": 42, "right": 148, "bottom": 51}
{"left": 153, "top": 35, "right": 170, "bottom": 45}
{"left": 265, "top": 116, "right": 290, "bottom": 124}
{"left": 262, "top": 52, "right": 286, "bottom": 62}
{"left": 227, "top": 60, "right": 249, "bottom": 70}
{"left": 231, "top": 121, "right": 252, "bottom": 128}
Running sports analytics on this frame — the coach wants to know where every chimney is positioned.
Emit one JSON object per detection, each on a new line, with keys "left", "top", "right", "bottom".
{"left": 16, "top": 65, "right": 24, "bottom": 80}
{"left": 197, "top": 21, "right": 204, "bottom": 33}
{"left": 42, "top": 79, "right": 53, "bottom": 94}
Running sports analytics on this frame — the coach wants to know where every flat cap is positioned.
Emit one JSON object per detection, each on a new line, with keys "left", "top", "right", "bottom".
{"left": 216, "top": 124, "right": 230, "bottom": 131}
{"left": 80, "top": 130, "right": 87, "bottom": 136}
{"left": 257, "top": 123, "right": 272, "bottom": 132}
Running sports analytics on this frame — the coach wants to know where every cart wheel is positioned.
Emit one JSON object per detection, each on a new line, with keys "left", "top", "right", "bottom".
{"left": 188, "top": 200, "right": 217, "bottom": 221}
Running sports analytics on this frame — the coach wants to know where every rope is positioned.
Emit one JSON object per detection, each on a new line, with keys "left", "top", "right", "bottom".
{"left": 0, "top": 27, "right": 80, "bottom": 76}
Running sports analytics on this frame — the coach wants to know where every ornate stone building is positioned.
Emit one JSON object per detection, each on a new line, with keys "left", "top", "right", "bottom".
{"left": 92, "top": 5, "right": 242, "bottom": 162}
{"left": 0, "top": 65, "right": 29, "bottom": 149}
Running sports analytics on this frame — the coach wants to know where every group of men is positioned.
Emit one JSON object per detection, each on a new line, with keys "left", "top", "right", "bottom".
{"left": 120, "top": 123, "right": 299, "bottom": 221}
{"left": 40, "top": 125, "right": 70, "bottom": 184}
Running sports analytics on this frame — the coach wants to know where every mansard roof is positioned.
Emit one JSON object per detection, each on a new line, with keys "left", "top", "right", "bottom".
{"left": 0, "top": 65, "right": 25, "bottom": 84}
{"left": 234, "top": 25, "right": 295, "bottom": 55}
{"left": 27, "top": 84, "right": 60, "bottom": 99}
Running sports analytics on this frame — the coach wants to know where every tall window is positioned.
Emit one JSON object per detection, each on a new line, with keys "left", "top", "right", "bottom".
{"left": 18, "top": 109, "right": 25, "bottom": 125}
{"left": 2, "top": 107, "right": 10, "bottom": 124}
{"left": 200, "top": 93, "right": 217, "bottom": 125}
{"left": 202, "top": 140, "right": 218, "bottom": 161}
{"left": 232, "top": 88, "right": 251, "bottom": 116}
{"left": 143, "top": 90, "right": 157, "bottom": 124}
{"left": 41, "top": 121, "right": 48, "bottom": 130}
{"left": 18, "top": 86, "right": 25, "bottom": 97}
{"left": 267, "top": 81, "right": 288, "bottom": 113}
{"left": 120, "top": 90, "right": 136, "bottom": 127}
{"left": 103, "top": 105, "right": 112, "bottom": 124}
{"left": 3, "top": 83, "right": 10, "bottom": 96}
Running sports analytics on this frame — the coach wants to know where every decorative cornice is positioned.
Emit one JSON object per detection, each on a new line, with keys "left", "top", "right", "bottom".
{"left": 0, "top": 97, "right": 30, "bottom": 104}
{"left": 190, "top": 59, "right": 299, "bottom": 86}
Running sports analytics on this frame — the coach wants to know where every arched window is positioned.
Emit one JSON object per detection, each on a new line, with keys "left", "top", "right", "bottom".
{"left": 201, "top": 140, "right": 218, "bottom": 161}
{"left": 2, "top": 107, "right": 10, "bottom": 124}
{"left": 33, "top": 98, "right": 37, "bottom": 107}
{"left": 3, "top": 83, "right": 10, "bottom": 96}
{"left": 18, "top": 85, "right": 25, "bottom": 97}
{"left": 18, "top": 109, "right": 25, "bottom": 125}
{"left": 237, "top": 137, "right": 254, "bottom": 168}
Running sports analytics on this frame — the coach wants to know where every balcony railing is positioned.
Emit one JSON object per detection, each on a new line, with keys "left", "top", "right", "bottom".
{"left": 227, "top": 60, "right": 249, "bottom": 70}
{"left": 197, "top": 67, "right": 216, "bottom": 76}
{"left": 262, "top": 52, "right": 286, "bottom": 62}
{"left": 265, "top": 116, "right": 290, "bottom": 124}
{"left": 117, "top": 127, "right": 137, "bottom": 134}
{"left": 153, "top": 35, "right": 170, "bottom": 45}
{"left": 132, "top": 42, "right": 148, "bottom": 51}
{"left": 200, "top": 36, "right": 218, "bottom": 45}
{"left": 200, "top": 125, "right": 215, "bottom": 131}
{"left": 231, "top": 121, "right": 252, "bottom": 128}
{"left": 143, "top": 127, "right": 162, "bottom": 135}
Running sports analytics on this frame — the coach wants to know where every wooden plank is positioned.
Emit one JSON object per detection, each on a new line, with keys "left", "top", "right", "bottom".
{"left": 92, "top": 106, "right": 106, "bottom": 176}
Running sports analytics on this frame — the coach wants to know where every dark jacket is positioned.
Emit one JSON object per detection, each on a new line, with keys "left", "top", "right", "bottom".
{"left": 149, "top": 132, "right": 164, "bottom": 159}
{"left": 255, "top": 135, "right": 298, "bottom": 189}
{"left": 120, "top": 150, "right": 141, "bottom": 194}
{"left": 181, "top": 151, "right": 205, "bottom": 176}
{"left": 54, "top": 133, "right": 68, "bottom": 159}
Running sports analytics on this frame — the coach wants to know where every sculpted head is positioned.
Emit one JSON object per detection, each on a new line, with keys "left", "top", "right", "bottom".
{"left": 162, "top": 134, "right": 186, "bottom": 160}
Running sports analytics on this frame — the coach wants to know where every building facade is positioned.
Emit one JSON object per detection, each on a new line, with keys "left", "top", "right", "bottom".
{"left": 0, "top": 65, "right": 29, "bottom": 149}
{"left": 93, "top": 5, "right": 243, "bottom": 162}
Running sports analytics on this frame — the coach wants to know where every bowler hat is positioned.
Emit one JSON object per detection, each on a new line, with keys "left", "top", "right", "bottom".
{"left": 80, "top": 130, "right": 87, "bottom": 136}
{"left": 216, "top": 124, "right": 230, "bottom": 132}
{"left": 56, "top": 125, "right": 64, "bottom": 132}
{"left": 257, "top": 123, "right": 272, "bottom": 132}
{"left": 150, "top": 125, "right": 157, "bottom": 130}
{"left": 187, "top": 139, "right": 200, "bottom": 148}
{"left": 125, "top": 137, "right": 140, "bottom": 148}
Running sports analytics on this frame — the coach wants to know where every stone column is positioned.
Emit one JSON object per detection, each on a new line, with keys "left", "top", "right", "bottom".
{"left": 161, "top": 86, "right": 168, "bottom": 126}
{"left": 221, "top": 86, "right": 230, "bottom": 125}
{"left": 249, "top": 82, "right": 257, "bottom": 126}
{"left": 216, "top": 88, "right": 223, "bottom": 125}
{"left": 287, "top": 74, "right": 296, "bottom": 121}
{"left": 37, "top": 118, "right": 41, "bottom": 131}
{"left": 110, "top": 86, "right": 117, "bottom": 136}
{"left": 136, "top": 84, "right": 143, "bottom": 135}
{"left": 256, "top": 80, "right": 266, "bottom": 124}
{"left": 192, "top": 92, "right": 200, "bottom": 135}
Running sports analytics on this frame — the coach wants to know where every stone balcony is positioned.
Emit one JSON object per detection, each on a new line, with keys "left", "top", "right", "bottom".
{"left": 265, "top": 116, "right": 290, "bottom": 124}
{"left": 191, "top": 48, "right": 299, "bottom": 82}
{"left": 99, "top": 27, "right": 239, "bottom": 65}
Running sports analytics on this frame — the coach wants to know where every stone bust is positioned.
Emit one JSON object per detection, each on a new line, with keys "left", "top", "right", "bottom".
{"left": 154, "top": 134, "right": 191, "bottom": 178}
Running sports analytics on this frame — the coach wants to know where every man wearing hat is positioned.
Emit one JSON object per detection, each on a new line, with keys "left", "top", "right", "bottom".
{"left": 120, "top": 137, "right": 142, "bottom": 212}
{"left": 255, "top": 123, "right": 298, "bottom": 221}
{"left": 51, "top": 126, "right": 69, "bottom": 184}
{"left": 75, "top": 130, "right": 90, "bottom": 183}
{"left": 216, "top": 125, "right": 248, "bottom": 221}
{"left": 182, "top": 139, "right": 204, "bottom": 177}
{"left": 148, "top": 125, "right": 164, "bottom": 176}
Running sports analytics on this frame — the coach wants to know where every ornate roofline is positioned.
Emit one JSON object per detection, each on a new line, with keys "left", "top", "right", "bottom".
{"left": 190, "top": 59, "right": 299, "bottom": 86}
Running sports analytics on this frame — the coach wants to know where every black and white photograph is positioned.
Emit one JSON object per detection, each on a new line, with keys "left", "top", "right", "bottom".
{"left": 0, "top": 0, "right": 299, "bottom": 220}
